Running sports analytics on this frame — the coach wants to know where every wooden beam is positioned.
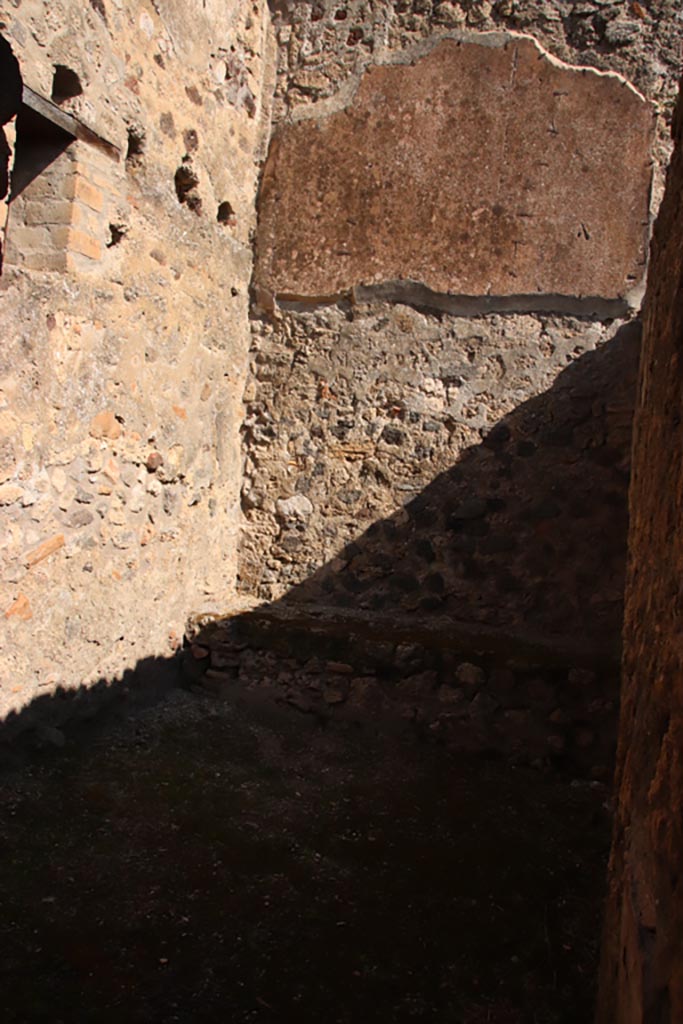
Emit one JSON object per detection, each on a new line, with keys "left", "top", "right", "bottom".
{"left": 21, "top": 86, "right": 120, "bottom": 162}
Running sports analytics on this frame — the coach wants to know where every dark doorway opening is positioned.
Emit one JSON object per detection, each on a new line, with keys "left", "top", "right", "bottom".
{"left": 9, "top": 101, "right": 74, "bottom": 201}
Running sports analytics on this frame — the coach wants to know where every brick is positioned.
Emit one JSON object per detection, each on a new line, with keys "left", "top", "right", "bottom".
{"left": 17, "top": 178, "right": 59, "bottom": 202}
{"left": 47, "top": 225, "right": 72, "bottom": 247}
{"left": 73, "top": 176, "right": 105, "bottom": 212}
{"left": 73, "top": 149, "right": 113, "bottom": 175}
{"left": 67, "top": 227, "right": 102, "bottom": 261}
{"left": 70, "top": 205, "right": 95, "bottom": 234}
{"left": 25, "top": 533, "right": 65, "bottom": 568}
{"left": 65, "top": 252, "right": 97, "bottom": 274}
{"left": 597, "top": 78, "right": 683, "bottom": 1022}
{"left": 7, "top": 224, "right": 51, "bottom": 250}
{"left": 90, "top": 171, "right": 120, "bottom": 196}
{"left": 22, "top": 200, "right": 73, "bottom": 226}
{"left": 12, "top": 251, "right": 67, "bottom": 272}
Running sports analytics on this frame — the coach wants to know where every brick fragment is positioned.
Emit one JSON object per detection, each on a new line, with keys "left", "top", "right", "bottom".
{"left": 102, "top": 457, "right": 120, "bottom": 483}
{"left": 25, "top": 534, "right": 65, "bottom": 568}
{"left": 4, "top": 594, "right": 32, "bottom": 620}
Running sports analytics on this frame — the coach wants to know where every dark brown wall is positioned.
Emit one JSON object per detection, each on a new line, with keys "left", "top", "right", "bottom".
{"left": 597, "top": 77, "right": 683, "bottom": 1024}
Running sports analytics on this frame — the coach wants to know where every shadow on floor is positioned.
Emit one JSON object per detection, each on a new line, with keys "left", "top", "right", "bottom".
{"left": 0, "top": 671, "right": 610, "bottom": 1024}
{"left": 0, "top": 319, "right": 639, "bottom": 1022}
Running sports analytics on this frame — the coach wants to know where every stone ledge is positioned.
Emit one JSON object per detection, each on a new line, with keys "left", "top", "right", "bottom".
{"left": 201, "top": 602, "right": 621, "bottom": 673}
{"left": 184, "top": 601, "right": 621, "bottom": 775}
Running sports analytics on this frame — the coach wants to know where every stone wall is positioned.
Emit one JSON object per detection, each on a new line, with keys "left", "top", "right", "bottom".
{"left": 597, "top": 76, "right": 683, "bottom": 1024}
{"left": 231, "top": 2, "right": 683, "bottom": 769}
{"left": 240, "top": 306, "right": 638, "bottom": 649}
{"left": 239, "top": 10, "right": 670, "bottom": 655}
{"left": 268, "top": 0, "right": 682, "bottom": 192}
{"left": 0, "top": 0, "right": 275, "bottom": 718}
{"left": 3, "top": 0, "right": 683, "bottom": 747}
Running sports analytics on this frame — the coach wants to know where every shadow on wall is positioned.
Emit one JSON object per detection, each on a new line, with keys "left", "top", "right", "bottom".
{"left": 0, "top": 320, "right": 639, "bottom": 758}
{"left": 0, "top": 34, "right": 22, "bottom": 270}
{"left": 244, "top": 319, "right": 641, "bottom": 654}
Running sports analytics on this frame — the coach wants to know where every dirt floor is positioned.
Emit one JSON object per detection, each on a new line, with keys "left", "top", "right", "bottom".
{"left": 0, "top": 675, "right": 611, "bottom": 1024}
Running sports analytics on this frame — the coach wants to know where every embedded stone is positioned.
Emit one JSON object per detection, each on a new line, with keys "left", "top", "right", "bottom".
{"left": 36, "top": 724, "right": 66, "bottom": 748}
{"left": 256, "top": 33, "right": 654, "bottom": 312}
{"left": 449, "top": 498, "right": 488, "bottom": 520}
{"left": 326, "top": 660, "right": 354, "bottom": 674}
{"left": 0, "top": 482, "right": 23, "bottom": 505}
{"left": 323, "top": 686, "right": 347, "bottom": 704}
{"left": 139, "top": 522, "right": 156, "bottom": 546}
{"left": 438, "top": 685, "right": 465, "bottom": 705}
{"left": 469, "top": 691, "right": 499, "bottom": 717}
{"left": 51, "top": 467, "right": 68, "bottom": 493}
{"left": 575, "top": 727, "right": 595, "bottom": 748}
{"left": 67, "top": 509, "right": 95, "bottom": 528}
{"left": 455, "top": 662, "right": 486, "bottom": 688}
{"left": 398, "top": 670, "right": 439, "bottom": 698}
{"left": 190, "top": 644, "right": 210, "bottom": 660}
{"left": 276, "top": 494, "right": 313, "bottom": 519}
{"left": 89, "top": 410, "right": 121, "bottom": 440}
